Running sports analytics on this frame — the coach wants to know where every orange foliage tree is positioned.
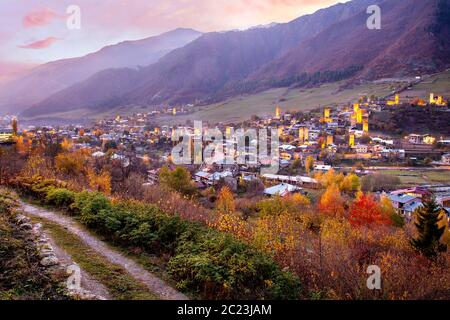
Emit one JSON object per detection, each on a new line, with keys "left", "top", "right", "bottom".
{"left": 318, "top": 184, "right": 346, "bottom": 218}
{"left": 87, "top": 168, "right": 112, "bottom": 195}
{"left": 216, "top": 186, "right": 235, "bottom": 215}
{"left": 349, "top": 193, "right": 392, "bottom": 228}
{"left": 55, "top": 151, "right": 87, "bottom": 177}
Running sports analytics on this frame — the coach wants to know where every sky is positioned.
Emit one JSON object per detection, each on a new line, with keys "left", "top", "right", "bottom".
{"left": 0, "top": 0, "right": 347, "bottom": 79}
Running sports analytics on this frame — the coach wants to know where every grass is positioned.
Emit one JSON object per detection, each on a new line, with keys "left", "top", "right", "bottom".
{"left": 30, "top": 215, "right": 160, "bottom": 300}
{"left": 399, "top": 69, "right": 450, "bottom": 101}
{"left": 156, "top": 81, "right": 395, "bottom": 124}
{"left": 23, "top": 69, "right": 449, "bottom": 125}
{"left": 23, "top": 79, "right": 396, "bottom": 124}
{"left": 380, "top": 169, "right": 450, "bottom": 186}
{"left": 0, "top": 208, "right": 69, "bottom": 300}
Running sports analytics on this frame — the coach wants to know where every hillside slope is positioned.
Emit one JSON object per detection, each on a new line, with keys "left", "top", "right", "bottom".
{"left": 22, "top": 0, "right": 450, "bottom": 119}
{"left": 0, "top": 28, "right": 201, "bottom": 115}
{"left": 23, "top": 0, "right": 378, "bottom": 117}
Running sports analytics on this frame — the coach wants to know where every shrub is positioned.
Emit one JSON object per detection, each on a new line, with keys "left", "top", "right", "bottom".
{"left": 45, "top": 188, "right": 76, "bottom": 209}
{"left": 72, "top": 191, "right": 111, "bottom": 228}
{"left": 168, "top": 230, "right": 301, "bottom": 299}
{"left": 12, "top": 177, "right": 302, "bottom": 300}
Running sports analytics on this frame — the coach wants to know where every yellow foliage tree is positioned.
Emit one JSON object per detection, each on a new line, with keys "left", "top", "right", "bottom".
{"left": 60, "top": 138, "right": 73, "bottom": 151}
{"left": 212, "top": 186, "right": 249, "bottom": 239}
{"left": 305, "top": 156, "right": 315, "bottom": 175}
{"left": 87, "top": 168, "right": 112, "bottom": 195}
{"left": 318, "top": 184, "right": 346, "bottom": 218}
{"left": 379, "top": 195, "right": 405, "bottom": 227}
{"left": 15, "top": 136, "right": 31, "bottom": 154}
{"left": 339, "top": 173, "right": 361, "bottom": 193}
{"left": 257, "top": 193, "right": 310, "bottom": 217}
{"left": 21, "top": 152, "right": 54, "bottom": 178}
{"left": 253, "top": 212, "right": 298, "bottom": 255}
{"left": 55, "top": 150, "right": 87, "bottom": 177}
{"left": 437, "top": 210, "right": 450, "bottom": 247}
{"left": 321, "top": 217, "right": 358, "bottom": 247}
{"left": 216, "top": 186, "right": 236, "bottom": 215}
{"left": 212, "top": 212, "right": 249, "bottom": 240}
{"left": 319, "top": 169, "right": 344, "bottom": 189}
{"left": 289, "top": 193, "right": 311, "bottom": 207}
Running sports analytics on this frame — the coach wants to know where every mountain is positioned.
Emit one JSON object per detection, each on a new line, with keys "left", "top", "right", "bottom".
{"left": 252, "top": 0, "right": 450, "bottom": 81}
{"left": 23, "top": 0, "right": 378, "bottom": 117}
{"left": 0, "top": 28, "right": 202, "bottom": 115}
{"left": 23, "top": 0, "right": 450, "bottom": 119}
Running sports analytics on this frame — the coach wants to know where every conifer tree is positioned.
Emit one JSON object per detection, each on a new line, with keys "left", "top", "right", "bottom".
{"left": 411, "top": 198, "right": 447, "bottom": 258}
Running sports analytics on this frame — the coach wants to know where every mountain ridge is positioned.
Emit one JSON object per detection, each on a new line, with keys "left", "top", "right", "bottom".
{"left": 20, "top": 0, "right": 450, "bottom": 119}
{"left": 0, "top": 28, "right": 202, "bottom": 115}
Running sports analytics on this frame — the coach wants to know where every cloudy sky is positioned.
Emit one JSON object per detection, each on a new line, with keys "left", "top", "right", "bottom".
{"left": 0, "top": 0, "right": 347, "bottom": 79}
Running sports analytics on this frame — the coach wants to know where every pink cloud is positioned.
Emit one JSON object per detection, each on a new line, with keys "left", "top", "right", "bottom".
{"left": 19, "top": 37, "right": 59, "bottom": 49}
{"left": 23, "top": 8, "right": 62, "bottom": 28}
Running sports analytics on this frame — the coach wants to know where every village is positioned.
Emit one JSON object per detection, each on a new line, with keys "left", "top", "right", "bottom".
{"left": 1, "top": 91, "right": 450, "bottom": 224}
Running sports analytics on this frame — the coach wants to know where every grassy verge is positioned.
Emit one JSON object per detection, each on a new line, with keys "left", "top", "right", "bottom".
{"left": 0, "top": 190, "right": 69, "bottom": 300}
{"left": 30, "top": 215, "right": 160, "bottom": 300}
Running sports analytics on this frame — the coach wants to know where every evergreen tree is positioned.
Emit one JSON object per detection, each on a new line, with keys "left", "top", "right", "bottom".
{"left": 411, "top": 198, "right": 447, "bottom": 258}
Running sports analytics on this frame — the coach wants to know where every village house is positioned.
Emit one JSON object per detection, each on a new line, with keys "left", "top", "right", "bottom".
{"left": 264, "top": 183, "right": 302, "bottom": 197}
{"left": 388, "top": 193, "right": 422, "bottom": 221}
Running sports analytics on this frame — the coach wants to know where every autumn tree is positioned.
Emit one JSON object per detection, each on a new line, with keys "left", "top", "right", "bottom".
{"left": 15, "top": 136, "right": 32, "bottom": 154}
{"left": 253, "top": 212, "right": 299, "bottom": 255}
{"left": 21, "top": 152, "right": 54, "bottom": 178}
{"left": 305, "top": 156, "right": 315, "bottom": 174}
{"left": 379, "top": 195, "right": 404, "bottom": 227}
{"left": 411, "top": 198, "right": 447, "bottom": 258}
{"left": 11, "top": 118, "right": 18, "bottom": 136}
{"left": 318, "top": 184, "right": 346, "bottom": 218}
{"left": 159, "top": 166, "right": 195, "bottom": 196}
{"left": 213, "top": 187, "right": 248, "bottom": 239}
{"left": 340, "top": 173, "right": 361, "bottom": 194}
{"left": 349, "top": 193, "right": 391, "bottom": 228}
{"left": 87, "top": 168, "right": 112, "bottom": 195}
{"left": 55, "top": 150, "right": 87, "bottom": 177}
{"left": 60, "top": 138, "right": 73, "bottom": 151}
{"left": 216, "top": 186, "right": 235, "bottom": 215}
{"left": 318, "top": 169, "right": 344, "bottom": 189}
{"left": 437, "top": 210, "right": 450, "bottom": 247}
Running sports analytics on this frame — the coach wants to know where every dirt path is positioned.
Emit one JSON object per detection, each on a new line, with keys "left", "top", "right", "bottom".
{"left": 45, "top": 233, "right": 112, "bottom": 299}
{"left": 20, "top": 201, "right": 188, "bottom": 300}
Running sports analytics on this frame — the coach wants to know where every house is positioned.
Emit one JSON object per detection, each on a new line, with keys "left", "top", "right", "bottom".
{"left": 314, "top": 164, "right": 332, "bottom": 172}
{"left": 0, "top": 128, "right": 13, "bottom": 143}
{"left": 261, "top": 174, "right": 319, "bottom": 188}
{"left": 194, "top": 170, "right": 233, "bottom": 186}
{"left": 354, "top": 144, "right": 369, "bottom": 154}
{"left": 441, "top": 154, "right": 450, "bottom": 165}
{"left": 406, "top": 134, "right": 435, "bottom": 145}
{"left": 92, "top": 151, "right": 106, "bottom": 158}
{"left": 264, "top": 183, "right": 302, "bottom": 197}
{"left": 111, "top": 153, "right": 130, "bottom": 167}
{"left": 388, "top": 193, "right": 422, "bottom": 220}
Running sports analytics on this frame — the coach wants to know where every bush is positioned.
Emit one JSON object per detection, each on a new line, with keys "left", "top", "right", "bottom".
{"left": 72, "top": 191, "right": 111, "bottom": 228}
{"left": 13, "top": 177, "right": 302, "bottom": 300}
{"left": 45, "top": 188, "right": 76, "bottom": 208}
{"left": 168, "top": 230, "right": 301, "bottom": 299}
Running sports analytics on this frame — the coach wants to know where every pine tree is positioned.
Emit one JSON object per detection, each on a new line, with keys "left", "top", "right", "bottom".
{"left": 411, "top": 198, "right": 447, "bottom": 258}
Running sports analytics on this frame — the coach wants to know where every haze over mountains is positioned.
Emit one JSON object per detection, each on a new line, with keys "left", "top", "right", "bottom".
{"left": 1, "top": 0, "right": 449, "bottom": 119}
{"left": 0, "top": 28, "right": 202, "bottom": 115}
